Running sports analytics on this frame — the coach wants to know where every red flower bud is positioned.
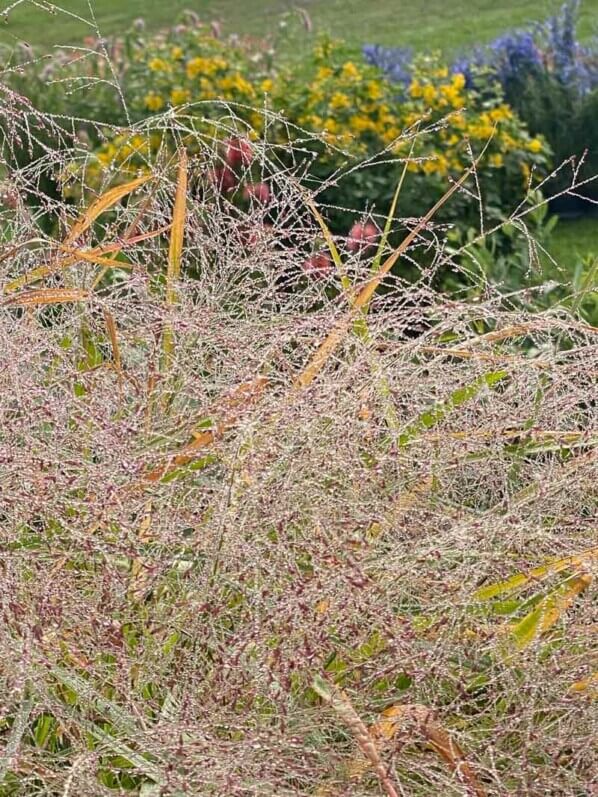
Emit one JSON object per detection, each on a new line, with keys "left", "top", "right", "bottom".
{"left": 224, "top": 137, "right": 254, "bottom": 169}
{"left": 208, "top": 166, "right": 238, "bottom": 193}
{"left": 243, "top": 181, "right": 271, "bottom": 203}
{"left": 302, "top": 251, "right": 333, "bottom": 278}
{"left": 347, "top": 221, "right": 380, "bottom": 254}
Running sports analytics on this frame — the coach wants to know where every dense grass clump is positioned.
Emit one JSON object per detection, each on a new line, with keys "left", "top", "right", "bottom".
{"left": 0, "top": 103, "right": 596, "bottom": 796}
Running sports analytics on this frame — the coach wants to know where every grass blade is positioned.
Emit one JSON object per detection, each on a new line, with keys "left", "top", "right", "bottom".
{"left": 510, "top": 573, "right": 592, "bottom": 650}
{"left": 295, "top": 164, "right": 476, "bottom": 390}
{"left": 103, "top": 308, "right": 123, "bottom": 384}
{"left": 474, "top": 546, "right": 598, "bottom": 601}
{"left": 359, "top": 704, "right": 487, "bottom": 797}
{"left": 4, "top": 226, "right": 169, "bottom": 294}
{"left": 63, "top": 175, "right": 152, "bottom": 247}
{"left": 2, "top": 288, "right": 89, "bottom": 307}
{"left": 398, "top": 370, "right": 508, "bottom": 446}
{"left": 166, "top": 148, "right": 188, "bottom": 305}
{"left": 370, "top": 134, "right": 417, "bottom": 275}
{"left": 302, "top": 191, "right": 352, "bottom": 295}
{"left": 162, "top": 149, "right": 188, "bottom": 373}
{"left": 312, "top": 675, "right": 401, "bottom": 797}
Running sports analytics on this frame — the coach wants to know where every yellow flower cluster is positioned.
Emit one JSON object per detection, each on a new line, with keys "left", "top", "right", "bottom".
{"left": 87, "top": 34, "right": 549, "bottom": 204}
{"left": 409, "top": 71, "right": 466, "bottom": 110}
{"left": 128, "top": 28, "right": 269, "bottom": 122}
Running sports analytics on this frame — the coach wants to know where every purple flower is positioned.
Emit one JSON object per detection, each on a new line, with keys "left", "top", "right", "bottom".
{"left": 362, "top": 44, "right": 413, "bottom": 86}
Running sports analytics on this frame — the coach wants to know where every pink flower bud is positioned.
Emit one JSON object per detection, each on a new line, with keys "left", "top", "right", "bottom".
{"left": 225, "top": 136, "right": 253, "bottom": 169}
{"left": 302, "top": 252, "right": 333, "bottom": 278}
{"left": 207, "top": 166, "right": 238, "bottom": 193}
{"left": 347, "top": 221, "right": 380, "bottom": 254}
{"left": 243, "top": 181, "right": 270, "bottom": 203}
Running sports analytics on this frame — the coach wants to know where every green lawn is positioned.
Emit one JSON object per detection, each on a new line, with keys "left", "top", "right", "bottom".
{"left": 2, "top": 0, "right": 598, "bottom": 52}
{"left": 548, "top": 216, "right": 598, "bottom": 265}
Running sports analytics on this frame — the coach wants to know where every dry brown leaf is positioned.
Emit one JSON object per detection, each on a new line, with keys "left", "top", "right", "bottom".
{"left": 312, "top": 675, "right": 401, "bottom": 797}
{"left": 350, "top": 703, "right": 487, "bottom": 797}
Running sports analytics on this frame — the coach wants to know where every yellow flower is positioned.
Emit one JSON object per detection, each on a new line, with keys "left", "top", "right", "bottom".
{"left": 440, "top": 83, "right": 463, "bottom": 108}
{"left": 261, "top": 78, "right": 274, "bottom": 93}
{"left": 309, "top": 85, "right": 325, "bottom": 103}
{"left": 219, "top": 73, "right": 255, "bottom": 96}
{"left": 404, "top": 111, "right": 423, "bottom": 127}
{"left": 452, "top": 72, "right": 466, "bottom": 91}
{"left": 382, "top": 126, "right": 401, "bottom": 144}
{"left": 186, "top": 57, "right": 207, "bottom": 79}
{"left": 144, "top": 92, "right": 165, "bottom": 112}
{"left": 500, "top": 132, "right": 518, "bottom": 150}
{"left": 489, "top": 104, "right": 513, "bottom": 122}
{"left": 422, "top": 84, "right": 436, "bottom": 105}
{"left": 97, "top": 146, "right": 115, "bottom": 166}
{"left": 171, "top": 46, "right": 184, "bottom": 60}
{"left": 422, "top": 154, "right": 448, "bottom": 176}
{"left": 129, "top": 135, "right": 148, "bottom": 151}
{"left": 469, "top": 117, "right": 496, "bottom": 140}
{"left": 197, "top": 77, "right": 215, "bottom": 99}
{"left": 337, "top": 130, "right": 354, "bottom": 146}
{"left": 330, "top": 91, "right": 351, "bottom": 110}
{"left": 489, "top": 153, "right": 504, "bottom": 168}
{"left": 527, "top": 137, "right": 543, "bottom": 153}
{"left": 186, "top": 56, "right": 227, "bottom": 79}
{"left": 316, "top": 66, "right": 333, "bottom": 80}
{"left": 451, "top": 112, "right": 466, "bottom": 130}
{"left": 349, "top": 115, "right": 376, "bottom": 133}
{"left": 366, "top": 81, "right": 383, "bottom": 101}
{"left": 170, "top": 87, "right": 191, "bottom": 106}
{"left": 409, "top": 80, "right": 423, "bottom": 99}
{"left": 250, "top": 112, "right": 264, "bottom": 132}
{"left": 341, "top": 61, "right": 360, "bottom": 81}
{"left": 148, "top": 57, "right": 171, "bottom": 73}
{"left": 323, "top": 117, "right": 339, "bottom": 134}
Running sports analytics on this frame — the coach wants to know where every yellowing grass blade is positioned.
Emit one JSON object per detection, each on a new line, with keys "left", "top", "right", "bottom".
{"left": 59, "top": 246, "right": 135, "bottom": 271}
{"left": 103, "top": 308, "right": 123, "bottom": 383}
{"left": 398, "top": 370, "right": 507, "bottom": 447}
{"left": 4, "top": 256, "right": 80, "bottom": 294}
{"left": 162, "top": 149, "right": 188, "bottom": 374}
{"left": 510, "top": 573, "right": 592, "bottom": 650}
{"left": 145, "top": 376, "right": 268, "bottom": 482}
{"left": 2, "top": 288, "right": 89, "bottom": 307}
{"left": 569, "top": 671, "right": 598, "bottom": 697}
{"left": 63, "top": 174, "right": 151, "bottom": 247}
{"left": 474, "top": 546, "right": 598, "bottom": 601}
{"left": 3, "top": 225, "right": 168, "bottom": 295}
{"left": 303, "top": 191, "right": 352, "bottom": 296}
{"left": 371, "top": 133, "right": 417, "bottom": 275}
{"left": 166, "top": 148, "right": 188, "bottom": 306}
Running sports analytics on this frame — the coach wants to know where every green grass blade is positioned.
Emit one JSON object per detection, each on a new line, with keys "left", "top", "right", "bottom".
{"left": 398, "top": 370, "right": 508, "bottom": 447}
